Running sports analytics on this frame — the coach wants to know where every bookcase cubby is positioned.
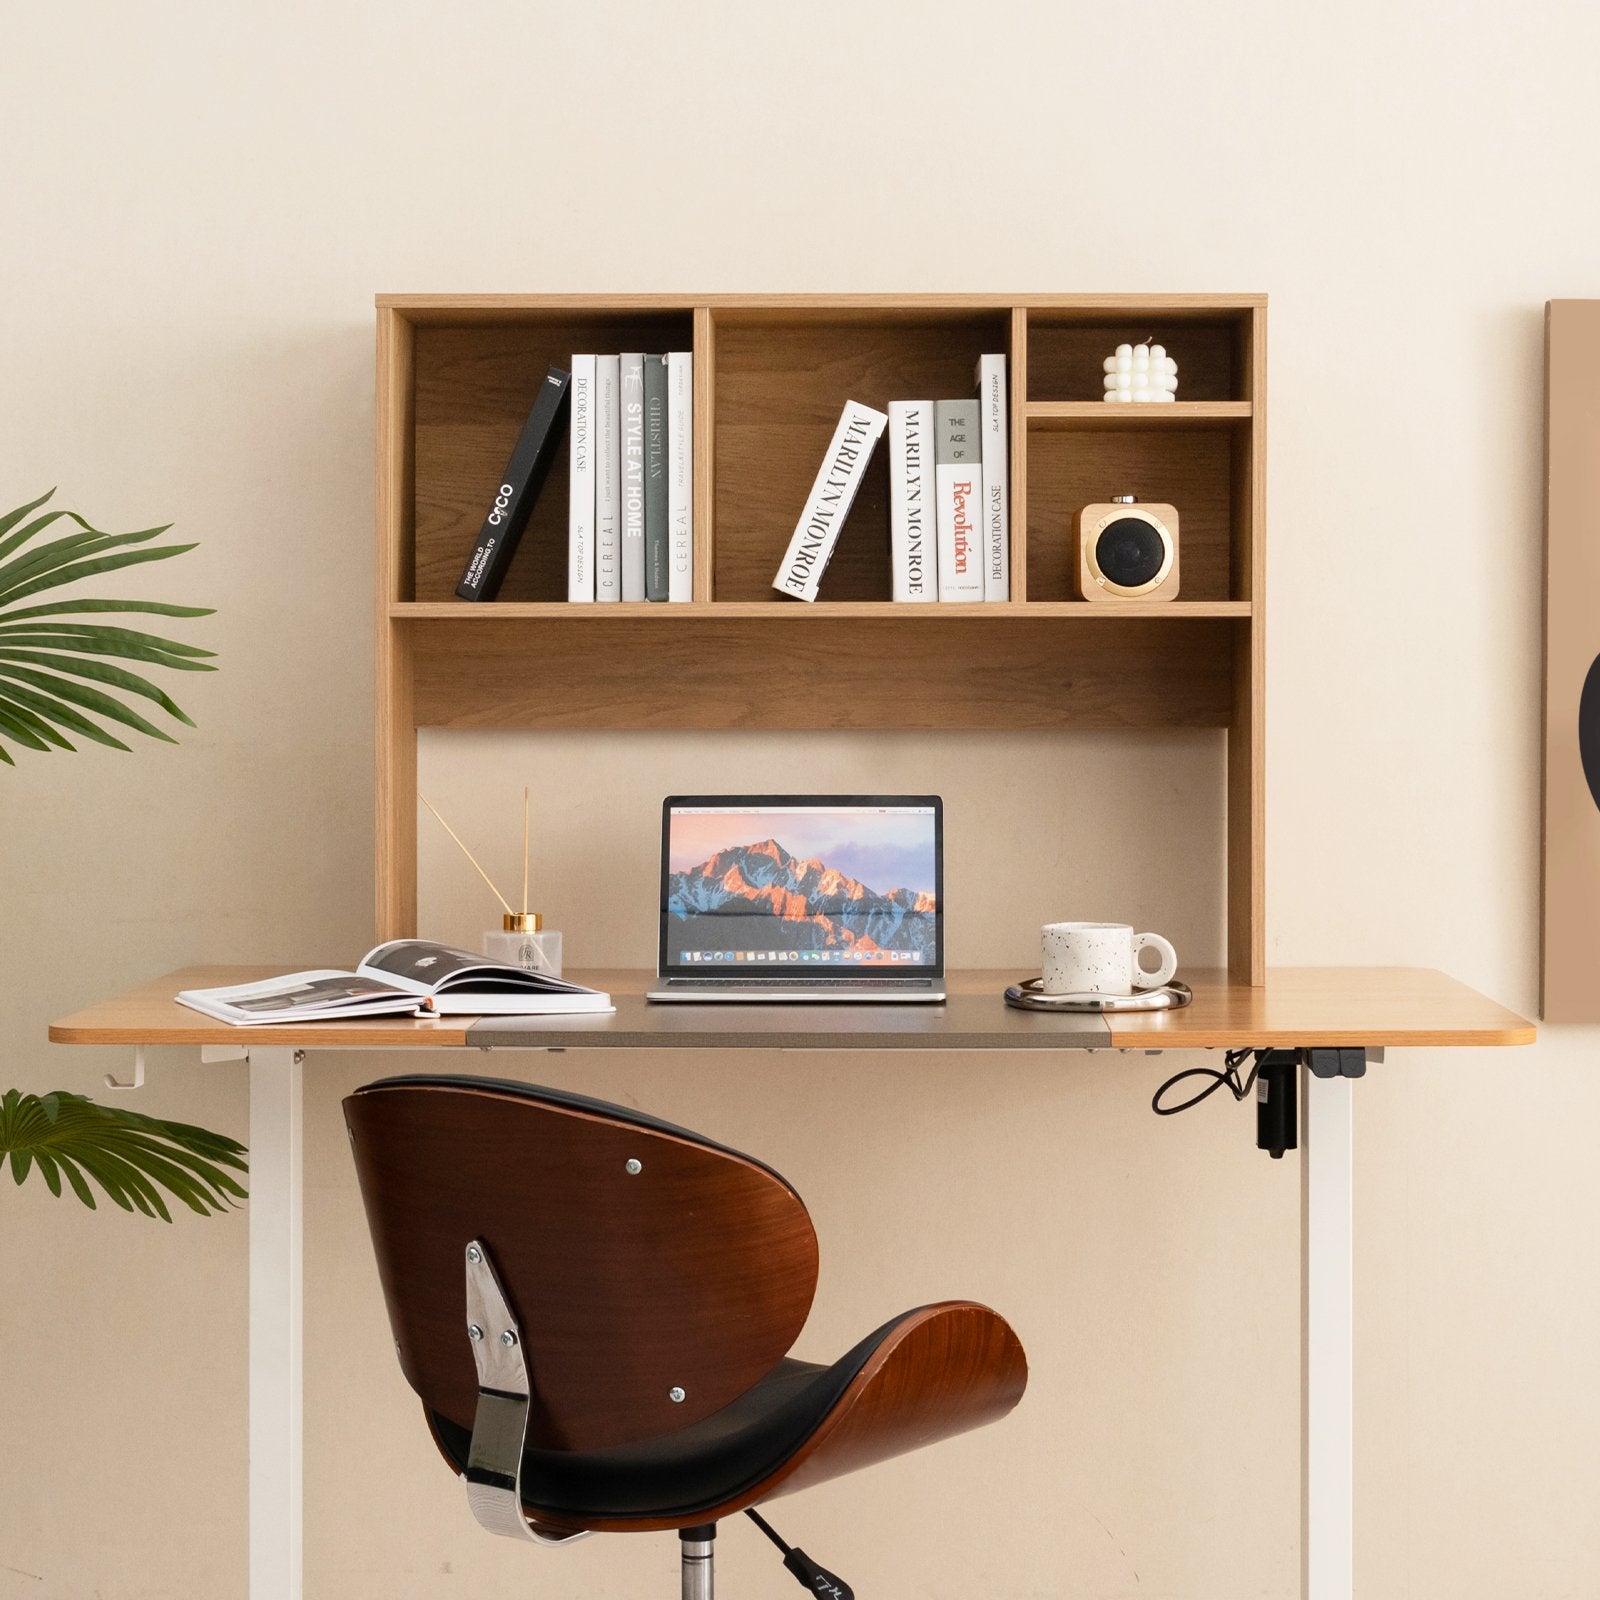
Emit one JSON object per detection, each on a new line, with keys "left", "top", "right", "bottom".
{"left": 711, "top": 307, "right": 1013, "bottom": 602}
{"left": 376, "top": 293, "right": 1266, "bottom": 978}
{"left": 410, "top": 309, "right": 696, "bottom": 603}
{"left": 1025, "top": 308, "right": 1252, "bottom": 403}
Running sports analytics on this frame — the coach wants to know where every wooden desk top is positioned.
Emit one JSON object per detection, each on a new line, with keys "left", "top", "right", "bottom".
{"left": 48, "top": 966, "right": 1534, "bottom": 1051}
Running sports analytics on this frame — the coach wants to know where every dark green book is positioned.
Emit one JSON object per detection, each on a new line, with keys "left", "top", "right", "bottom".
{"left": 644, "top": 354, "right": 669, "bottom": 601}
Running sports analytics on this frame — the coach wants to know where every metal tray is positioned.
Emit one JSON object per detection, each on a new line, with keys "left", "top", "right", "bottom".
{"left": 1003, "top": 978, "right": 1193, "bottom": 1013}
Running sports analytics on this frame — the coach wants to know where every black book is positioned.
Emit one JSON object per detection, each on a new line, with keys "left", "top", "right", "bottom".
{"left": 643, "top": 354, "right": 669, "bottom": 601}
{"left": 455, "top": 365, "right": 572, "bottom": 601}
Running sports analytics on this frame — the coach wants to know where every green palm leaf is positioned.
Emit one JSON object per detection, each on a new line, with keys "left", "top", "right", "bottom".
{"left": 0, "top": 493, "right": 214, "bottom": 762}
{"left": 0, "top": 649, "right": 202, "bottom": 717}
{"left": 0, "top": 663, "right": 180, "bottom": 741}
{"left": 0, "top": 526, "right": 149, "bottom": 595}
{"left": 0, "top": 541, "right": 200, "bottom": 611}
{"left": 0, "top": 510, "right": 100, "bottom": 567}
{"left": 0, "top": 624, "right": 216, "bottom": 659}
{"left": 0, "top": 696, "right": 72, "bottom": 751}
{"left": 2, "top": 597, "right": 214, "bottom": 622}
{"left": 0, "top": 488, "right": 58, "bottom": 545}
{"left": 0, "top": 633, "right": 217, "bottom": 671}
{"left": 0, "top": 1089, "right": 248, "bottom": 1220}
{"left": 0, "top": 681, "right": 133, "bottom": 751}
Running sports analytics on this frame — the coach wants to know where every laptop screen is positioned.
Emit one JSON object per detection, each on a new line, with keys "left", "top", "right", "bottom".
{"left": 660, "top": 796, "right": 943, "bottom": 975}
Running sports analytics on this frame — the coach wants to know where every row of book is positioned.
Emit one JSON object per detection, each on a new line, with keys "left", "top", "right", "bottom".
{"left": 455, "top": 354, "right": 693, "bottom": 603}
{"left": 457, "top": 350, "right": 1006, "bottom": 605}
{"left": 773, "top": 355, "right": 1011, "bottom": 603}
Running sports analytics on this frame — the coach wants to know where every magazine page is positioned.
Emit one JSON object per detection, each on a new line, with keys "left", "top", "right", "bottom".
{"left": 175, "top": 970, "right": 419, "bottom": 1025}
{"left": 358, "top": 939, "right": 594, "bottom": 995}
{"left": 357, "top": 940, "right": 519, "bottom": 993}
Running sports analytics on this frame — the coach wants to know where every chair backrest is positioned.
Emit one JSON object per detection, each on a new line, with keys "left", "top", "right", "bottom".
{"left": 343, "top": 1075, "right": 820, "bottom": 1454}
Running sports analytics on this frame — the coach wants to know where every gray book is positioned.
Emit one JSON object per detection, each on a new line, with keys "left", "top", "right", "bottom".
{"left": 619, "top": 353, "right": 646, "bottom": 601}
{"left": 643, "top": 354, "right": 669, "bottom": 601}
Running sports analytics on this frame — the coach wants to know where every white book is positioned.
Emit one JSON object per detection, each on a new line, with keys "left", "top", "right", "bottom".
{"left": 975, "top": 354, "right": 1010, "bottom": 600}
{"left": 619, "top": 352, "right": 646, "bottom": 601}
{"left": 888, "top": 401, "right": 937, "bottom": 602}
{"left": 771, "top": 399, "right": 889, "bottom": 603}
{"left": 933, "top": 400, "right": 984, "bottom": 601}
{"left": 567, "top": 354, "right": 597, "bottom": 601}
{"left": 667, "top": 351, "right": 693, "bottom": 602}
{"left": 594, "top": 355, "right": 622, "bottom": 601}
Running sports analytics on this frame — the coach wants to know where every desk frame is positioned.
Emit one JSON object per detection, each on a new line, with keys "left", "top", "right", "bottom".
{"left": 233, "top": 1044, "right": 1354, "bottom": 1600}
{"left": 50, "top": 966, "right": 1533, "bottom": 1600}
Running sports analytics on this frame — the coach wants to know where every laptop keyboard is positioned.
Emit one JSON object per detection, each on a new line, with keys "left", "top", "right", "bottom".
{"left": 666, "top": 976, "right": 934, "bottom": 990}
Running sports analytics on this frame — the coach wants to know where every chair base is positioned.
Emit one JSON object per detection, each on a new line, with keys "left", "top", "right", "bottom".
{"left": 681, "top": 1524, "right": 715, "bottom": 1600}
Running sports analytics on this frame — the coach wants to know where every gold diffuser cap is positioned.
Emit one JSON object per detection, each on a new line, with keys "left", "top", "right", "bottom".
{"left": 503, "top": 912, "right": 543, "bottom": 933}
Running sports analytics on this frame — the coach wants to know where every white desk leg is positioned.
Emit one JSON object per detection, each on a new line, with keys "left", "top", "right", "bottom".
{"left": 1302, "top": 1070, "right": 1354, "bottom": 1600}
{"left": 248, "top": 1046, "right": 304, "bottom": 1600}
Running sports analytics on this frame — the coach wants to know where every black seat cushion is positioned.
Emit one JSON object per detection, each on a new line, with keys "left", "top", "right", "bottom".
{"left": 428, "top": 1310, "right": 918, "bottom": 1522}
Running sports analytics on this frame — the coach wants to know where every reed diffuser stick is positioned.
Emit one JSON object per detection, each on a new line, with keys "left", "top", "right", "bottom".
{"left": 419, "top": 794, "right": 515, "bottom": 917}
{"left": 522, "top": 787, "right": 530, "bottom": 914}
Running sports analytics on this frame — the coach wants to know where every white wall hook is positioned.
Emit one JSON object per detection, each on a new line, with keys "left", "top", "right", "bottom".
{"left": 105, "top": 1045, "right": 145, "bottom": 1091}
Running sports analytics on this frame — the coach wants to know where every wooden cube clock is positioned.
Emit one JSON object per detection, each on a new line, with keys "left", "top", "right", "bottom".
{"left": 1075, "top": 497, "right": 1180, "bottom": 601}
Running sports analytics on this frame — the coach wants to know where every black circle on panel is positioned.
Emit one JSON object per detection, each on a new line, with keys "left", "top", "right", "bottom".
{"left": 1579, "top": 651, "right": 1600, "bottom": 814}
{"left": 1096, "top": 517, "right": 1166, "bottom": 589}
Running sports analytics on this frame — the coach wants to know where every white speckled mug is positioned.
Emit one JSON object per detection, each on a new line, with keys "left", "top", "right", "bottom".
{"left": 1041, "top": 921, "right": 1177, "bottom": 996}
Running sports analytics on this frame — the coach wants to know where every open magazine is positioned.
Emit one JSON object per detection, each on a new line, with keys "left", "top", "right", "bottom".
{"left": 175, "top": 940, "right": 613, "bottom": 1025}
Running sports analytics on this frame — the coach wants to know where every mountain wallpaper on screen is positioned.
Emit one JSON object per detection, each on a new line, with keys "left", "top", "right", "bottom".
{"left": 667, "top": 838, "right": 936, "bottom": 959}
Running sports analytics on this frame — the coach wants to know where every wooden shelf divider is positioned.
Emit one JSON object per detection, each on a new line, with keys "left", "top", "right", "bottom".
{"left": 1026, "top": 400, "right": 1253, "bottom": 429}
{"left": 1009, "top": 307, "right": 1030, "bottom": 601}
{"left": 388, "top": 600, "right": 1252, "bottom": 621}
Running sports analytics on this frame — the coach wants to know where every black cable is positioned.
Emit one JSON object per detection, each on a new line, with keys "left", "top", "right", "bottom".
{"left": 744, "top": 1508, "right": 855, "bottom": 1599}
{"left": 1152, "top": 1047, "right": 1266, "bottom": 1116}
{"left": 744, "top": 1507, "right": 789, "bottom": 1554}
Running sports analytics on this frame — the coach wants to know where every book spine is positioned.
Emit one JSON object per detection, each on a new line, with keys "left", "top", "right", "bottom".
{"left": 619, "top": 353, "right": 646, "bottom": 602}
{"left": 455, "top": 365, "right": 572, "bottom": 601}
{"left": 933, "top": 399, "right": 984, "bottom": 602}
{"left": 771, "top": 399, "right": 889, "bottom": 603}
{"left": 643, "top": 354, "right": 669, "bottom": 601}
{"left": 976, "top": 354, "right": 1010, "bottom": 601}
{"left": 593, "top": 356, "right": 621, "bottom": 600}
{"left": 567, "top": 354, "right": 597, "bottom": 601}
{"left": 667, "top": 351, "right": 693, "bottom": 601}
{"left": 888, "top": 400, "right": 937, "bottom": 602}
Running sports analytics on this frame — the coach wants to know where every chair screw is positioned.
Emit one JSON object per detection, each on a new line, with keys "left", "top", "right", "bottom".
{"left": 669, "top": 1386, "right": 686, "bottom": 1403}
{"left": 468, "top": 1324, "right": 483, "bottom": 1342}
{"left": 466, "top": 1245, "right": 482, "bottom": 1263}
{"left": 626, "top": 1159, "right": 642, "bottom": 1175}
{"left": 500, "top": 1330, "right": 518, "bottom": 1347}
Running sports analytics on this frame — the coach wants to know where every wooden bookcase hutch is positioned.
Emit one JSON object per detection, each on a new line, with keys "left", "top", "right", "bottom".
{"left": 374, "top": 293, "right": 1267, "bottom": 981}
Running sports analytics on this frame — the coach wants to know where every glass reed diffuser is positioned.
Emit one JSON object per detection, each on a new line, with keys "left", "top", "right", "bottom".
{"left": 420, "top": 788, "right": 563, "bottom": 976}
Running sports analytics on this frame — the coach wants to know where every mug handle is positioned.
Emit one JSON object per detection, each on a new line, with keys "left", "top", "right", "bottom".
{"left": 1131, "top": 932, "right": 1177, "bottom": 990}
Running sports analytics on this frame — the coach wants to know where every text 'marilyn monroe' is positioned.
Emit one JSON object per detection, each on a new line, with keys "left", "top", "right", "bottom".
{"left": 773, "top": 399, "right": 889, "bottom": 602}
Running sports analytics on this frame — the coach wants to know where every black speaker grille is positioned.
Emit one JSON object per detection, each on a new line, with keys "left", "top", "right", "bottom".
{"left": 1095, "top": 516, "right": 1167, "bottom": 590}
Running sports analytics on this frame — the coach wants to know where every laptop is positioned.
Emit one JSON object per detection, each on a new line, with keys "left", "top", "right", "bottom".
{"left": 647, "top": 795, "right": 945, "bottom": 1002}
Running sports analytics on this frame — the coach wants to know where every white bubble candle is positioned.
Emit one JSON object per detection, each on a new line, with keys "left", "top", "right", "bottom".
{"left": 1102, "top": 342, "right": 1179, "bottom": 402}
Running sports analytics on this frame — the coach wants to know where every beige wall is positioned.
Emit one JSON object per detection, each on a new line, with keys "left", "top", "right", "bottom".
{"left": 3, "top": 2, "right": 1597, "bottom": 1595}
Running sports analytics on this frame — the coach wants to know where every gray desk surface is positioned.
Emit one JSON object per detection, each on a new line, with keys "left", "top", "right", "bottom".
{"left": 467, "top": 993, "right": 1112, "bottom": 1050}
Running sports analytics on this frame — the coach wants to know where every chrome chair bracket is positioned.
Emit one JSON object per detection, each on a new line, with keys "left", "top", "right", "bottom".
{"left": 461, "top": 1239, "right": 590, "bottom": 1547}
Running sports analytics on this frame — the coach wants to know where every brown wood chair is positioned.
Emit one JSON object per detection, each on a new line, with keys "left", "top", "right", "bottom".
{"left": 344, "top": 1074, "right": 1027, "bottom": 1597}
